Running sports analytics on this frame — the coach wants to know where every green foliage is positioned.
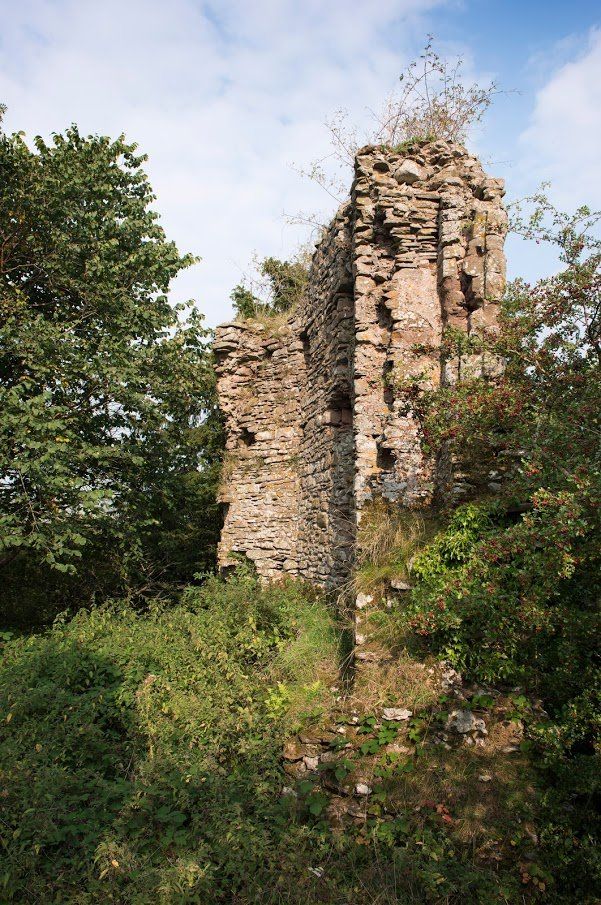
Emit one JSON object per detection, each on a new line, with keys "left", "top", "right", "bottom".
{"left": 260, "top": 256, "right": 308, "bottom": 313}
{"left": 0, "top": 572, "right": 339, "bottom": 902}
{"left": 0, "top": 569, "right": 567, "bottom": 903}
{"left": 230, "top": 283, "right": 259, "bottom": 319}
{"left": 231, "top": 255, "right": 308, "bottom": 320}
{"left": 357, "top": 716, "right": 403, "bottom": 755}
{"left": 394, "top": 198, "right": 601, "bottom": 901}
{"left": 0, "top": 124, "right": 224, "bottom": 623}
{"left": 0, "top": 568, "right": 542, "bottom": 905}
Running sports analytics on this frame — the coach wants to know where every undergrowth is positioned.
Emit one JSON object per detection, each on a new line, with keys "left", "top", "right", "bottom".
{"left": 0, "top": 572, "right": 339, "bottom": 903}
{"left": 1, "top": 556, "right": 598, "bottom": 903}
{"left": 363, "top": 501, "right": 600, "bottom": 903}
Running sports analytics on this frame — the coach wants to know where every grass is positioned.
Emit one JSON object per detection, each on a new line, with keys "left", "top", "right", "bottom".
{"left": 234, "top": 305, "right": 298, "bottom": 335}
{"left": 350, "top": 652, "right": 438, "bottom": 715}
{"left": 354, "top": 500, "right": 437, "bottom": 596}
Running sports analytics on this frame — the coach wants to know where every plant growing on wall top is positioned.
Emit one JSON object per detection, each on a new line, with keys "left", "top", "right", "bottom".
{"left": 373, "top": 36, "right": 499, "bottom": 148}
{"left": 231, "top": 251, "right": 310, "bottom": 320}
{"left": 292, "top": 37, "right": 501, "bottom": 208}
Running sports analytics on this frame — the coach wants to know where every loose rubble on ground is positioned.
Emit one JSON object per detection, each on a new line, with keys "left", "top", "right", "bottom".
{"left": 282, "top": 654, "right": 531, "bottom": 830}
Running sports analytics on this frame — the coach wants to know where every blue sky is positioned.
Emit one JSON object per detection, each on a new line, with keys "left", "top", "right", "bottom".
{"left": 1, "top": 0, "right": 599, "bottom": 326}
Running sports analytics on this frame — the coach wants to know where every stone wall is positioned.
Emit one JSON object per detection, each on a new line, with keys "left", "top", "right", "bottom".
{"left": 296, "top": 207, "right": 356, "bottom": 587}
{"left": 214, "top": 140, "right": 507, "bottom": 589}
{"left": 213, "top": 320, "right": 305, "bottom": 580}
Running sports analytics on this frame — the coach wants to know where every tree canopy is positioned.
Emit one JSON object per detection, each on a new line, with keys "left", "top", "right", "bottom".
{"left": 0, "top": 125, "right": 222, "bottom": 618}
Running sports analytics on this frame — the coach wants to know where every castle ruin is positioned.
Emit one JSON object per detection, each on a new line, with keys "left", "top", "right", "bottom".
{"left": 214, "top": 141, "right": 507, "bottom": 589}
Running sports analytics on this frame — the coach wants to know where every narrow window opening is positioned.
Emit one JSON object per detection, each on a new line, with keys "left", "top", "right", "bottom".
{"left": 383, "top": 360, "right": 395, "bottom": 410}
{"left": 373, "top": 208, "right": 396, "bottom": 257}
{"left": 240, "top": 427, "right": 256, "bottom": 447}
{"left": 299, "top": 328, "right": 310, "bottom": 366}
{"left": 326, "top": 387, "right": 353, "bottom": 430}
{"left": 377, "top": 444, "right": 395, "bottom": 471}
{"left": 377, "top": 299, "right": 393, "bottom": 330}
{"left": 460, "top": 271, "right": 478, "bottom": 311}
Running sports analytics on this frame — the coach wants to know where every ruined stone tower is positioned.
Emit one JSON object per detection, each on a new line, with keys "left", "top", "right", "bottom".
{"left": 214, "top": 141, "right": 507, "bottom": 589}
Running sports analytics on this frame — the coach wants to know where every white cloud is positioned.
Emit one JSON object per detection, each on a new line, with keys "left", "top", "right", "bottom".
{"left": 5, "top": 2, "right": 597, "bottom": 315}
{"left": 499, "top": 28, "right": 601, "bottom": 283}
{"left": 520, "top": 27, "right": 601, "bottom": 210}
{"left": 0, "top": 0, "right": 447, "bottom": 325}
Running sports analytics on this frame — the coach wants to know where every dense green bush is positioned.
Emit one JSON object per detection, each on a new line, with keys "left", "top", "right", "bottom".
{"left": 0, "top": 572, "right": 340, "bottom": 902}
{"left": 390, "top": 501, "right": 600, "bottom": 901}
{"left": 231, "top": 255, "right": 309, "bottom": 320}
{"left": 402, "top": 502, "right": 599, "bottom": 696}
{"left": 0, "top": 573, "right": 551, "bottom": 904}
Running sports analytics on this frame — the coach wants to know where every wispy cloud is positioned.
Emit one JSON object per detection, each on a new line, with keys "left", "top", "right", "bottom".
{"left": 519, "top": 27, "right": 601, "bottom": 209}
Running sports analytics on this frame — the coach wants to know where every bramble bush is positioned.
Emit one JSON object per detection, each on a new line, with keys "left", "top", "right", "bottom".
{"left": 394, "top": 197, "right": 601, "bottom": 901}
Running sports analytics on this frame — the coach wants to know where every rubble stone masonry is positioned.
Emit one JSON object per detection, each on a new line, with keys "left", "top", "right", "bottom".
{"left": 214, "top": 140, "right": 507, "bottom": 589}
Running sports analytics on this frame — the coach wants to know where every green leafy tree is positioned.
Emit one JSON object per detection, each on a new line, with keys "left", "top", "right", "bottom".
{"left": 0, "top": 123, "right": 223, "bottom": 616}
{"left": 231, "top": 255, "right": 309, "bottom": 319}
{"left": 401, "top": 196, "right": 600, "bottom": 694}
